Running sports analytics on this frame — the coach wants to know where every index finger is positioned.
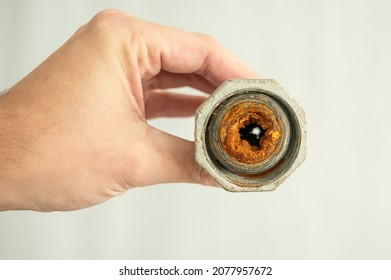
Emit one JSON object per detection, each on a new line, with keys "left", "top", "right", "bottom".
{"left": 144, "top": 20, "right": 259, "bottom": 86}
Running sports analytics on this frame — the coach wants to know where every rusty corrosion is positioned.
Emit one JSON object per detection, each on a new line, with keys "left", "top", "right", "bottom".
{"left": 219, "top": 102, "right": 282, "bottom": 164}
{"left": 195, "top": 79, "right": 306, "bottom": 192}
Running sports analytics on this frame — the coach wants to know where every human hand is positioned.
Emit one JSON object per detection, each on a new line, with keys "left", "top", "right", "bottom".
{"left": 0, "top": 10, "right": 257, "bottom": 211}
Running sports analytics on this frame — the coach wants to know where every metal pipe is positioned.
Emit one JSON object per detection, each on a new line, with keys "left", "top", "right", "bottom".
{"left": 195, "top": 79, "right": 306, "bottom": 192}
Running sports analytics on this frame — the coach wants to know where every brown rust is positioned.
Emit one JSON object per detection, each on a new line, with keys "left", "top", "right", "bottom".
{"left": 220, "top": 102, "right": 282, "bottom": 164}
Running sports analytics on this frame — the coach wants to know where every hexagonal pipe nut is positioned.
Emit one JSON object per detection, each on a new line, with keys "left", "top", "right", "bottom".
{"left": 195, "top": 79, "right": 306, "bottom": 192}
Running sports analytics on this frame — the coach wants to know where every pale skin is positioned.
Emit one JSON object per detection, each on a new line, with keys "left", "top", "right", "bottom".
{"left": 0, "top": 10, "right": 257, "bottom": 212}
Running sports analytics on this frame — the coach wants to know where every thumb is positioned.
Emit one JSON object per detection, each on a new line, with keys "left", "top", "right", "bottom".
{"left": 141, "top": 127, "right": 218, "bottom": 187}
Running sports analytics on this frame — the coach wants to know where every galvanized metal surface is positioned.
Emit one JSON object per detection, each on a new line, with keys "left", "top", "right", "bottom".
{"left": 195, "top": 79, "right": 307, "bottom": 192}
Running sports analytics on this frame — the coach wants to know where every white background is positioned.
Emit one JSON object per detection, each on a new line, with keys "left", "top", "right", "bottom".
{"left": 0, "top": 0, "right": 390, "bottom": 259}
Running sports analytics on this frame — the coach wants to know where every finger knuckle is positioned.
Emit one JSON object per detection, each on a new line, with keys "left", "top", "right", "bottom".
{"left": 92, "top": 9, "right": 128, "bottom": 24}
{"left": 197, "top": 33, "right": 221, "bottom": 47}
{"left": 86, "top": 9, "right": 130, "bottom": 39}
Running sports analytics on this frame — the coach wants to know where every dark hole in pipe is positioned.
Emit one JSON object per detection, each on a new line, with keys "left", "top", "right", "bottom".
{"left": 239, "top": 122, "right": 266, "bottom": 147}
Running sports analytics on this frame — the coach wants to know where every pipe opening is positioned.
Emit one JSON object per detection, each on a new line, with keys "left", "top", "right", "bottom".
{"left": 239, "top": 122, "right": 266, "bottom": 149}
